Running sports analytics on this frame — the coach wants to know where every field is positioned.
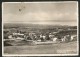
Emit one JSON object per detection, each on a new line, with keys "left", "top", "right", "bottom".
{"left": 4, "top": 41, "right": 78, "bottom": 54}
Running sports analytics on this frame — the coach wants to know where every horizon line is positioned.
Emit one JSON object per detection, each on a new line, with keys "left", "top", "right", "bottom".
{"left": 3, "top": 22, "right": 77, "bottom": 26}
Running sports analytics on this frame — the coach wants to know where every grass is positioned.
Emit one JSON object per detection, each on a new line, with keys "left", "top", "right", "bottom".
{"left": 4, "top": 41, "right": 78, "bottom": 54}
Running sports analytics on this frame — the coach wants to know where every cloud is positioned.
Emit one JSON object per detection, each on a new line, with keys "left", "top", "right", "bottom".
{"left": 3, "top": 2, "right": 77, "bottom": 26}
{"left": 3, "top": 11, "right": 77, "bottom": 23}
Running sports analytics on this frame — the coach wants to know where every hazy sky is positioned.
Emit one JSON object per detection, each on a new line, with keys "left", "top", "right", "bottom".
{"left": 3, "top": 2, "right": 78, "bottom": 26}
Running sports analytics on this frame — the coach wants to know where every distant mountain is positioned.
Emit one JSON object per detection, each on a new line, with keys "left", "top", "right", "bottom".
{"left": 3, "top": 23, "right": 77, "bottom": 29}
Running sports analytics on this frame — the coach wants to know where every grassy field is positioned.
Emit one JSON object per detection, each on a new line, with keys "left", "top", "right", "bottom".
{"left": 4, "top": 41, "right": 78, "bottom": 54}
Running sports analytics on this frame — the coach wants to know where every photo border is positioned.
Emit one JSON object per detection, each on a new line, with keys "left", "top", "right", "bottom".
{"left": 2, "top": 1, "right": 79, "bottom": 56}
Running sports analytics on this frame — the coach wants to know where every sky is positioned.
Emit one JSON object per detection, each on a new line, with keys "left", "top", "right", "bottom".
{"left": 2, "top": 2, "right": 78, "bottom": 26}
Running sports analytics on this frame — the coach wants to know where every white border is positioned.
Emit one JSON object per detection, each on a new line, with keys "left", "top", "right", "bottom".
{"left": 2, "top": 2, "right": 4, "bottom": 56}
{"left": 2, "top": 1, "right": 79, "bottom": 56}
{"left": 2, "top": 1, "right": 77, "bottom": 3}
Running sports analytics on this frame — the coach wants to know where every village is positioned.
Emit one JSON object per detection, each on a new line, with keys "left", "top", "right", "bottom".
{"left": 4, "top": 26, "right": 77, "bottom": 46}
{"left": 3, "top": 25, "right": 78, "bottom": 54}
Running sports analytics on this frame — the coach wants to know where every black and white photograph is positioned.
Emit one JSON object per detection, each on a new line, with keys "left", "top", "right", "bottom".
{"left": 2, "top": 1, "right": 79, "bottom": 56}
